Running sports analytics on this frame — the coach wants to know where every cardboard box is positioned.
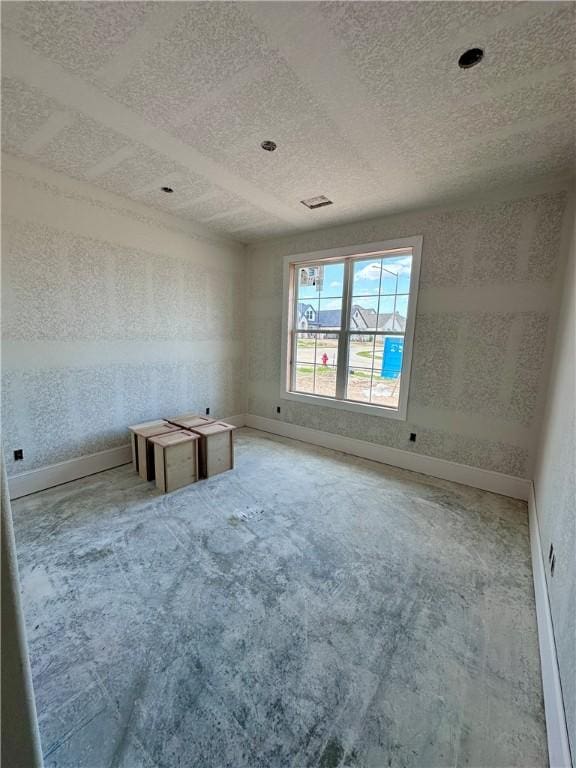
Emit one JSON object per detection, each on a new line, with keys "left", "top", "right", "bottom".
{"left": 190, "top": 421, "right": 236, "bottom": 478}
{"left": 131, "top": 422, "right": 181, "bottom": 481}
{"left": 127, "top": 419, "right": 167, "bottom": 473}
{"left": 150, "top": 430, "right": 199, "bottom": 493}
{"left": 167, "top": 414, "right": 214, "bottom": 430}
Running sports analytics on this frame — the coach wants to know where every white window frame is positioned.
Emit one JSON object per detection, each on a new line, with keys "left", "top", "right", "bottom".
{"left": 280, "top": 236, "right": 422, "bottom": 421}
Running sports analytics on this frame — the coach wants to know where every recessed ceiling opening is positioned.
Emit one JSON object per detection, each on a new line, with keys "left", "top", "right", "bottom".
{"left": 458, "top": 48, "right": 484, "bottom": 69}
{"left": 301, "top": 195, "right": 333, "bottom": 210}
{"left": 261, "top": 140, "right": 277, "bottom": 152}
{"left": 161, "top": 186, "right": 174, "bottom": 193}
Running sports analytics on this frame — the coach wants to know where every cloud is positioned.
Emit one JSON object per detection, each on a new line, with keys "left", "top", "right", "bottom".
{"left": 355, "top": 262, "right": 382, "bottom": 280}
{"left": 356, "top": 257, "right": 412, "bottom": 281}
{"left": 383, "top": 256, "right": 412, "bottom": 276}
{"left": 329, "top": 280, "right": 342, "bottom": 288}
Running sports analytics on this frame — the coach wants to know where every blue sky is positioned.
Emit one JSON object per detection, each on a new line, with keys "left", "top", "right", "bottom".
{"left": 298, "top": 255, "right": 412, "bottom": 314}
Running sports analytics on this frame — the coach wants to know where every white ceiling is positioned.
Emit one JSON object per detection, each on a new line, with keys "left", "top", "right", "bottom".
{"left": 2, "top": 1, "right": 575, "bottom": 243}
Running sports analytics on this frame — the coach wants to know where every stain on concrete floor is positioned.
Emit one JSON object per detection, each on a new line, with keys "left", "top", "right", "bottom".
{"left": 12, "top": 429, "right": 547, "bottom": 767}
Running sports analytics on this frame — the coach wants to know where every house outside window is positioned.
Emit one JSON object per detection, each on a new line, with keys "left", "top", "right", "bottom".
{"left": 281, "top": 237, "right": 422, "bottom": 420}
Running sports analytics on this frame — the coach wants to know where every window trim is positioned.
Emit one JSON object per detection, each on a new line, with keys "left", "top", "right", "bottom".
{"left": 280, "top": 236, "right": 422, "bottom": 421}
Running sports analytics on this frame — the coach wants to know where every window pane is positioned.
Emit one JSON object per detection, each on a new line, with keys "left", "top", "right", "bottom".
{"left": 350, "top": 296, "right": 379, "bottom": 331}
{"left": 370, "top": 335, "right": 404, "bottom": 408}
{"left": 318, "top": 262, "right": 344, "bottom": 299}
{"left": 296, "top": 264, "right": 324, "bottom": 299}
{"left": 317, "top": 296, "right": 343, "bottom": 330}
{"left": 294, "top": 361, "right": 314, "bottom": 393}
{"left": 346, "top": 334, "right": 375, "bottom": 403}
{"left": 377, "top": 296, "right": 408, "bottom": 332}
{"left": 346, "top": 368, "right": 373, "bottom": 403}
{"left": 394, "top": 295, "right": 409, "bottom": 320}
{"left": 376, "top": 295, "right": 395, "bottom": 328}
{"left": 380, "top": 254, "right": 412, "bottom": 293}
{"left": 352, "top": 258, "right": 383, "bottom": 296}
{"left": 314, "top": 338, "right": 339, "bottom": 367}
{"left": 295, "top": 333, "right": 317, "bottom": 364}
{"left": 313, "top": 341, "right": 338, "bottom": 398}
{"left": 295, "top": 298, "right": 319, "bottom": 330}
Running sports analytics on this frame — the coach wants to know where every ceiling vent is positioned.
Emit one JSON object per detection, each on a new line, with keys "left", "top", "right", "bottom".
{"left": 300, "top": 195, "right": 333, "bottom": 210}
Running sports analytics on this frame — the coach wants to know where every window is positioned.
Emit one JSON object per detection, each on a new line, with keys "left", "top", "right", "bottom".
{"left": 281, "top": 237, "right": 422, "bottom": 420}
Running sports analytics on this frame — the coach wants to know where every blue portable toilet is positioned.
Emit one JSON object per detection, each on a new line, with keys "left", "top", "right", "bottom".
{"left": 381, "top": 338, "right": 403, "bottom": 379}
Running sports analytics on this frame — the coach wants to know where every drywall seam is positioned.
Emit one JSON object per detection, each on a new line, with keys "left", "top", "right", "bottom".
{"left": 529, "top": 483, "right": 573, "bottom": 768}
{"left": 244, "top": 414, "right": 531, "bottom": 499}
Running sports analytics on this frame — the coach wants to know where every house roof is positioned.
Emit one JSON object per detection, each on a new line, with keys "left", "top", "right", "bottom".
{"left": 352, "top": 306, "right": 406, "bottom": 331}
{"left": 297, "top": 302, "right": 314, "bottom": 315}
{"left": 298, "top": 302, "right": 406, "bottom": 331}
{"left": 378, "top": 312, "right": 406, "bottom": 331}
{"left": 315, "top": 309, "right": 342, "bottom": 328}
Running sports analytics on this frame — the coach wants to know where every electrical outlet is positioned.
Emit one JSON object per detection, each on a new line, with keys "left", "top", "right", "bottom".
{"left": 409, "top": 433, "right": 417, "bottom": 442}
{"left": 205, "top": 407, "right": 210, "bottom": 416}
{"left": 14, "top": 449, "right": 23, "bottom": 461}
{"left": 276, "top": 406, "right": 281, "bottom": 415}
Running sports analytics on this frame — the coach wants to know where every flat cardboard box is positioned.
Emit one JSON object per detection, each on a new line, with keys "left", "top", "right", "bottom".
{"left": 150, "top": 430, "right": 199, "bottom": 493}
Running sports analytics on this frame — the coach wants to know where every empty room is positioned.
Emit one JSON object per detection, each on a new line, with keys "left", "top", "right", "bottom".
{"left": 1, "top": 2, "right": 575, "bottom": 767}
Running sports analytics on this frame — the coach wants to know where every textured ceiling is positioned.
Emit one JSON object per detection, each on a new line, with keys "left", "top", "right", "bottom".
{"left": 2, "top": 1, "right": 575, "bottom": 242}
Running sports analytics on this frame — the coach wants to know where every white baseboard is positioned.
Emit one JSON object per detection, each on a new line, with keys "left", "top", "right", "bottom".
{"left": 528, "top": 483, "right": 572, "bottom": 768}
{"left": 8, "top": 414, "right": 247, "bottom": 499}
{"left": 245, "top": 414, "right": 531, "bottom": 500}
{"left": 222, "top": 414, "right": 246, "bottom": 428}
{"left": 9, "top": 410, "right": 527, "bottom": 501}
{"left": 8, "top": 444, "right": 132, "bottom": 499}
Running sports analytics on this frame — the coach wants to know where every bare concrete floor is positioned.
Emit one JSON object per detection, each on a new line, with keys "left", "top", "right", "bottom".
{"left": 13, "top": 429, "right": 546, "bottom": 768}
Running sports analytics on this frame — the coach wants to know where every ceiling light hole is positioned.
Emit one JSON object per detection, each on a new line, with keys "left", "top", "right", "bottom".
{"left": 260, "top": 140, "right": 277, "bottom": 152}
{"left": 458, "top": 48, "right": 484, "bottom": 69}
{"left": 161, "top": 186, "right": 174, "bottom": 193}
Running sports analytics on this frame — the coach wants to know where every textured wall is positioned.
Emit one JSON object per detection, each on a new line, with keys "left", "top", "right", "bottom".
{"left": 246, "top": 185, "right": 573, "bottom": 479}
{"left": 534, "top": 204, "right": 575, "bottom": 758}
{"left": 2, "top": 155, "right": 246, "bottom": 475}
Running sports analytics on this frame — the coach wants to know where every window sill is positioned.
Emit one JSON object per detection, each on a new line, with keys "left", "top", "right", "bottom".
{"left": 280, "top": 389, "right": 407, "bottom": 420}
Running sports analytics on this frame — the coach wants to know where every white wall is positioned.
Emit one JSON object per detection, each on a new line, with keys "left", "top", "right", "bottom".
{"left": 533, "top": 199, "right": 576, "bottom": 760}
{"left": 246, "top": 182, "right": 573, "bottom": 479}
{"left": 1, "top": 154, "right": 246, "bottom": 475}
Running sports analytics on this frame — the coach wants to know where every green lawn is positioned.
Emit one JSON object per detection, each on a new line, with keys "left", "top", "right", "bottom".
{"left": 357, "top": 350, "right": 383, "bottom": 360}
{"left": 296, "top": 366, "right": 336, "bottom": 376}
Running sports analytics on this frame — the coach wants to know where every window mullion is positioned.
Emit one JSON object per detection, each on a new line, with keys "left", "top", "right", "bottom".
{"left": 289, "top": 329, "right": 296, "bottom": 391}
{"left": 336, "top": 259, "right": 352, "bottom": 400}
